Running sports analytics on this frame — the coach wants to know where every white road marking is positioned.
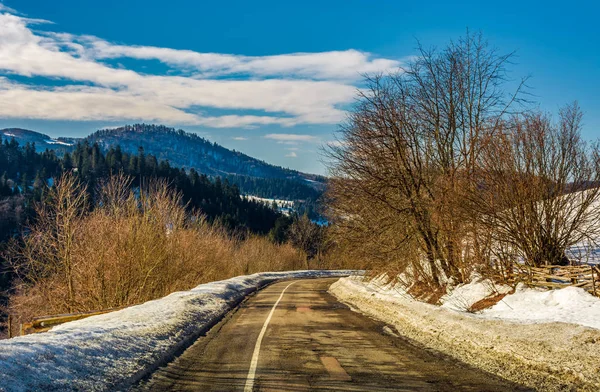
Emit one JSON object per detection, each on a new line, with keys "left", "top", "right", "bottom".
{"left": 244, "top": 281, "right": 297, "bottom": 392}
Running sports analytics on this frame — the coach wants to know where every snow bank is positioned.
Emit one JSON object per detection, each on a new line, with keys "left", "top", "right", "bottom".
{"left": 0, "top": 270, "right": 354, "bottom": 392}
{"left": 482, "top": 284, "right": 600, "bottom": 329}
{"left": 439, "top": 278, "right": 512, "bottom": 311}
{"left": 331, "top": 277, "right": 600, "bottom": 392}
{"left": 437, "top": 276, "right": 600, "bottom": 330}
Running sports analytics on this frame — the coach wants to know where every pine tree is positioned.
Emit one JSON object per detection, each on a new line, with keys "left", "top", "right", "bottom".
{"left": 137, "top": 146, "right": 145, "bottom": 175}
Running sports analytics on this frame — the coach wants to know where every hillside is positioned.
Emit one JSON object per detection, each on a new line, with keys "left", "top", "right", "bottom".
{"left": 86, "top": 125, "right": 317, "bottom": 180}
{"left": 0, "top": 125, "right": 325, "bottom": 201}
{"left": 1, "top": 128, "right": 76, "bottom": 152}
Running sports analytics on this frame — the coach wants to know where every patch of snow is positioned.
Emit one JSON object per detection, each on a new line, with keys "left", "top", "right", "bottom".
{"left": 0, "top": 270, "right": 355, "bottom": 392}
{"left": 47, "top": 139, "right": 74, "bottom": 146}
{"left": 244, "top": 195, "right": 294, "bottom": 207}
{"left": 482, "top": 284, "right": 600, "bottom": 329}
{"left": 440, "top": 278, "right": 512, "bottom": 312}
{"left": 330, "top": 276, "right": 600, "bottom": 391}
{"left": 3, "top": 132, "right": 16, "bottom": 137}
{"left": 383, "top": 271, "right": 600, "bottom": 329}
{"left": 243, "top": 195, "right": 295, "bottom": 216}
{"left": 567, "top": 244, "right": 600, "bottom": 265}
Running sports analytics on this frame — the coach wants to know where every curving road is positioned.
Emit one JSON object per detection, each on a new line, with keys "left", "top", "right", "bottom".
{"left": 135, "top": 278, "right": 529, "bottom": 391}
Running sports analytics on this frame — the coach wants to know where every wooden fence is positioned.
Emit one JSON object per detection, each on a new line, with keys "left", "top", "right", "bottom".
{"left": 507, "top": 264, "right": 600, "bottom": 297}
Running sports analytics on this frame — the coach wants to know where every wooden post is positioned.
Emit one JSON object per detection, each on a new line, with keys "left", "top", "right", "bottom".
{"left": 7, "top": 315, "right": 12, "bottom": 339}
{"left": 592, "top": 266, "right": 597, "bottom": 297}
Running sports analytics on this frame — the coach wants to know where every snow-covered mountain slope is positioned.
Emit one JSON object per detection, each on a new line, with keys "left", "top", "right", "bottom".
{"left": 1, "top": 128, "right": 75, "bottom": 152}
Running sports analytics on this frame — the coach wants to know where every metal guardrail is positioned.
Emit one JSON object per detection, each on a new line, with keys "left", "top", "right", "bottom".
{"left": 19, "top": 307, "right": 125, "bottom": 336}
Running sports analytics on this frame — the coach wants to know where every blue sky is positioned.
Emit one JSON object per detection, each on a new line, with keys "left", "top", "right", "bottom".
{"left": 0, "top": 0, "right": 598, "bottom": 174}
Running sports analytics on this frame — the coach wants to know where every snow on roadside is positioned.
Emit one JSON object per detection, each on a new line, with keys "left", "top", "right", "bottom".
{"left": 439, "top": 277, "right": 512, "bottom": 312}
{"left": 437, "top": 275, "right": 600, "bottom": 330}
{"left": 0, "top": 270, "right": 355, "bottom": 392}
{"left": 481, "top": 284, "right": 600, "bottom": 329}
{"left": 330, "top": 276, "right": 600, "bottom": 391}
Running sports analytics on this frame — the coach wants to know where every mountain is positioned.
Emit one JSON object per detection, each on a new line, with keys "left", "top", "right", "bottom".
{"left": 1, "top": 128, "right": 76, "bottom": 152}
{"left": 86, "top": 124, "right": 321, "bottom": 181}
{"left": 0, "top": 124, "right": 326, "bottom": 202}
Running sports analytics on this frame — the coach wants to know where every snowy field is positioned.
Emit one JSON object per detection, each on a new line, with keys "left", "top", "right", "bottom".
{"left": 243, "top": 195, "right": 295, "bottom": 215}
{"left": 331, "top": 277, "right": 600, "bottom": 391}
{"left": 0, "top": 270, "right": 354, "bottom": 392}
{"left": 243, "top": 195, "right": 294, "bottom": 208}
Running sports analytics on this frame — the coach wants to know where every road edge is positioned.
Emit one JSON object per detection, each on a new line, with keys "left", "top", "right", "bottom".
{"left": 329, "top": 276, "right": 600, "bottom": 392}
{"left": 118, "top": 274, "right": 353, "bottom": 391}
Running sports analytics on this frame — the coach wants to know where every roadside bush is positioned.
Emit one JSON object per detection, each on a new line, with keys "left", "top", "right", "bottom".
{"left": 5, "top": 173, "right": 308, "bottom": 335}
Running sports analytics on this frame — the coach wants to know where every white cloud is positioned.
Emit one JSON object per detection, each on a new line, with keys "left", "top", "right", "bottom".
{"left": 326, "top": 140, "right": 347, "bottom": 147}
{"left": 0, "top": 3, "right": 17, "bottom": 14}
{"left": 264, "top": 133, "right": 319, "bottom": 142}
{"left": 85, "top": 38, "right": 402, "bottom": 81}
{"left": 232, "top": 136, "right": 248, "bottom": 140}
{"left": 285, "top": 151, "right": 298, "bottom": 158}
{"left": 0, "top": 7, "right": 402, "bottom": 128}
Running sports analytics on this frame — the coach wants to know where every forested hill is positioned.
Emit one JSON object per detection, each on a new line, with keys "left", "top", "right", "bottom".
{"left": 87, "top": 125, "right": 324, "bottom": 200}
{"left": 0, "top": 136, "right": 284, "bottom": 236}
{"left": 0, "top": 136, "right": 296, "bottom": 330}
{"left": 1, "top": 128, "right": 76, "bottom": 152}
{"left": 1, "top": 125, "right": 325, "bottom": 201}
{"left": 87, "top": 125, "right": 312, "bottom": 180}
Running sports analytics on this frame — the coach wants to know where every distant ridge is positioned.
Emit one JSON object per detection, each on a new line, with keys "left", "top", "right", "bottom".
{"left": 1, "top": 124, "right": 325, "bottom": 201}
{"left": 85, "top": 124, "right": 319, "bottom": 181}
{"left": 1, "top": 128, "right": 76, "bottom": 151}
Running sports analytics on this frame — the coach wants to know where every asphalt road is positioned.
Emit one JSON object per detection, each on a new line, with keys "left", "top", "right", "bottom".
{"left": 135, "top": 278, "right": 529, "bottom": 391}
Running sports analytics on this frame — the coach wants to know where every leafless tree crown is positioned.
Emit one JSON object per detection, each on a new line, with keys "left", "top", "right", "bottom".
{"left": 326, "top": 33, "right": 599, "bottom": 287}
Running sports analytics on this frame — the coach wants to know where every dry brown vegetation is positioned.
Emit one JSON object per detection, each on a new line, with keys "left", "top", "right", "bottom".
{"left": 326, "top": 32, "right": 600, "bottom": 292}
{"left": 4, "top": 172, "right": 315, "bottom": 336}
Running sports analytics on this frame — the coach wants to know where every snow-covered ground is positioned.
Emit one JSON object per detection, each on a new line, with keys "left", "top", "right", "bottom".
{"left": 331, "top": 276, "right": 600, "bottom": 391}
{"left": 243, "top": 195, "right": 294, "bottom": 208}
{"left": 0, "top": 270, "right": 354, "bottom": 392}
{"left": 567, "top": 244, "right": 600, "bottom": 265}
{"left": 46, "top": 139, "right": 74, "bottom": 146}
{"left": 243, "top": 195, "right": 295, "bottom": 216}
{"left": 481, "top": 284, "right": 600, "bottom": 329}
{"left": 439, "top": 278, "right": 600, "bottom": 330}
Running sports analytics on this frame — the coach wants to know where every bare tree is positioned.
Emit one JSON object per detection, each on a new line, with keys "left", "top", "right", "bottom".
{"left": 8, "top": 172, "right": 87, "bottom": 313}
{"left": 6, "top": 173, "right": 311, "bottom": 330}
{"left": 327, "top": 32, "right": 526, "bottom": 286}
{"left": 95, "top": 171, "right": 134, "bottom": 217}
{"left": 288, "top": 214, "right": 324, "bottom": 268}
{"left": 472, "top": 103, "right": 600, "bottom": 268}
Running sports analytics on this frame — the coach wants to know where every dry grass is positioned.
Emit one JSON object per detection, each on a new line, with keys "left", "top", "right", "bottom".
{"left": 4, "top": 173, "right": 310, "bottom": 337}
{"left": 407, "top": 281, "right": 447, "bottom": 305}
{"left": 467, "top": 293, "right": 510, "bottom": 313}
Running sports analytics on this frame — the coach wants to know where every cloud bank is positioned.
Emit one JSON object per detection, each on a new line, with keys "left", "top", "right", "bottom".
{"left": 264, "top": 133, "right": 320, "bottom": 142}
{"left": 0, "top": 7, "right": 402, "bottom": 128}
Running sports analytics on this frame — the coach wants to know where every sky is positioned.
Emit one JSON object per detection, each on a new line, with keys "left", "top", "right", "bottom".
{"left": 0, "top": 0, "right": 598, "bottom": 175}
